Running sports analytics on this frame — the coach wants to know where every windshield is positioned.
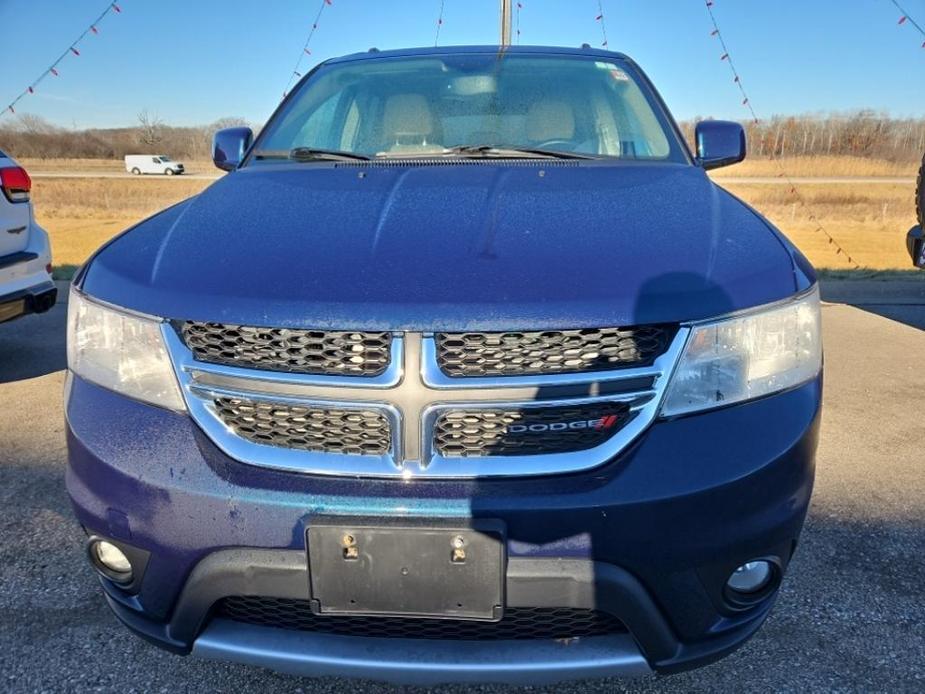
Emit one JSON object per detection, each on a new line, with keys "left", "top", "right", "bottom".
{"left": 158, "top": 156, "right": 172, "bottom": 162}
{"left": 252, "top": 53, "right": 685, "bottom": 162}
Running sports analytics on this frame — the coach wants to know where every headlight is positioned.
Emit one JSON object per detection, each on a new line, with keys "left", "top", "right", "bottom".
{"left": 67, "top": 288, "right": 185, "bottom": 411}
{"left": 661, "top": 287, "right": 821, "bottom": 417}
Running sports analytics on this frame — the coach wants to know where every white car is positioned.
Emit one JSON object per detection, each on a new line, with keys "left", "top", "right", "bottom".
{"left": 124, "top": 154, "right": 185, "bottom": 176}
{"left": 0, "top": 149, "right": 56, "bottom": 324}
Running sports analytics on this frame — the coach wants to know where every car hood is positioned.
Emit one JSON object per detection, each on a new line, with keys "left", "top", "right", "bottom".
{"left": 82, "top": 162, "right": 798, "bottom": 331}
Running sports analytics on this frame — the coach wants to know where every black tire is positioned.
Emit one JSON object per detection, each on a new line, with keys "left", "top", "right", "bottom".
{"left": 917, "top": 153, "right": 924, "bottom": 229}
{"left": 131, "top": 167, "right": 141, "bottom": 175}
{"left": 164, "top": 168, "right": 175, "bottom": 176}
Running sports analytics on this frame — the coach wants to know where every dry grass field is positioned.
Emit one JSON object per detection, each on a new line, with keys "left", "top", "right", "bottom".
{"left": 28, "top": 157, "right": 921, "bottom": 272}
{"left": 21, "top": 157, "right": 216, "bottom": 175}
{"left": 715, "top": 155, "right": 918, "bottom": 179}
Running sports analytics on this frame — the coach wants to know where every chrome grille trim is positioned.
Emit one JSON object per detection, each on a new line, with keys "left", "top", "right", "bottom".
{"left": 164, "top": 324, "right": 690, "bottom": 479}
{"left": 187, "top": 383, "right": 403, "bottom": 476}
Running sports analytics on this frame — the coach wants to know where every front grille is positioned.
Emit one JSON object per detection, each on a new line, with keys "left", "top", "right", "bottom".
{"left": 216, "top": 597, "right": 626, "bottom": 641}
{"left": 434, "top": 402, "right": 631, "bottom": 457}
{"left": 436, "top": 326, "right": 674, "bottom": 378}
{"left": 213, "top": 397, "right": 390, "bottom": 456}
{"left": 181, "top": 322, "right": 391, "bottom": 377}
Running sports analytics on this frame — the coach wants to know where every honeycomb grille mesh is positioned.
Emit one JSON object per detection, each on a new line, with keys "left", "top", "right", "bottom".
{"left": 213, "top": 397, "right": 390, "bottom": 456}
{"left": 181, "top": 322, "right": 391, "bottom": 376}
{"left": 435, "top": 326, "right": 673, "bottom": 377}
{"left": 216, "top": 597, "right": 626, "bottom": 641}
{"left": 434, "top": 403, "right": 631, "bottom": 457}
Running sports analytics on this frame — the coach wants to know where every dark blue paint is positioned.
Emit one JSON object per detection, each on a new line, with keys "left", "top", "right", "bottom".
{"left": 695, "top": 120, "right": 747, "bottom": 170}
{"left": 80, "top": 162, "right": 801, "bottom": 330}
{"left": 212, "top": 127, "right": 253, "bottom": 172}
{"left": 66, "top": 46, "right": 822, "bottom": 672}
{"left": 66, "top": 373, "right": 819, "bottom": 637}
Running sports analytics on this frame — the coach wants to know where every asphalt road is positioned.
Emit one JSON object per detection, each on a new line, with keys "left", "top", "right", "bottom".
{"left": 1, "top": 285, "right": 923, "bottom": 693}
{"left": 28, "top": 171, "right": 917, "bottom": 185}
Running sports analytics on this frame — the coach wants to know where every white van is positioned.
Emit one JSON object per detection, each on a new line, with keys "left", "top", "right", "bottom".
{"left": 124, "top": 155, "right": 185, "bottom": 176}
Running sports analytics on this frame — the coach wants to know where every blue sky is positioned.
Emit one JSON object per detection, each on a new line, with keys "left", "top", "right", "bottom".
{"left": 2, "top": 0, "right": 923, "bottom": 128}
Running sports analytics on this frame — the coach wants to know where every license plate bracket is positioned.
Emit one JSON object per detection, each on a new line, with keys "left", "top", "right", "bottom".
{"left": 307, "top": 518, "right": 505, "bottom": 621}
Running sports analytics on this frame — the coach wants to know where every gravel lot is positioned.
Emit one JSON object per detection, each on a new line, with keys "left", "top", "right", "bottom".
{"left": 1, "top": 286, "right": 923, "bottom": 693}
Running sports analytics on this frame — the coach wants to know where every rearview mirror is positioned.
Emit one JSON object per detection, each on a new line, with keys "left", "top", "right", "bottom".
{"left": 908, "top": 226, "right": 925, "bottom": 269}
{"left": 695, "top": 120, "right": 746, "bottom": 171}
{"left": 212, "top": 127, "right": 253, "bottom": 172}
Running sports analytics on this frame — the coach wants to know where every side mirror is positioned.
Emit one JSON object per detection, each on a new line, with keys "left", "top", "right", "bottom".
{"left": 212, "top": 127, "right": 253, "bottom": 172}
{"left": 908, "top": 226, "right": 925, "bottom": 269}
{"left": 695, "top": 120, "right": 746, "bottom": 171}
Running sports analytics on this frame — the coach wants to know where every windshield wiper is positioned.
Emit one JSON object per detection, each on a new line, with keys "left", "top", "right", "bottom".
{"left": 438, "top": 145, "right": 596, "bottom": 160}
{"left": 253, "top": 147, "right": 371, "bottom": 162}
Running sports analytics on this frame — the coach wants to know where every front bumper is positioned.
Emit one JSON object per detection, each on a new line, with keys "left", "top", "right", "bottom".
{"left": 66, "top": 374, "right": 821, "bottom": 683}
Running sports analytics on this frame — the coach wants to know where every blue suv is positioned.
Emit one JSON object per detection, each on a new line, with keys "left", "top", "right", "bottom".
{"left": 65, "top": 46, "right": 822, "bottom": 685}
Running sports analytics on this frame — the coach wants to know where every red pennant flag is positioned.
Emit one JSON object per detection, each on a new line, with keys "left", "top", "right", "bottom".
{"left": 112, "top": 3, "right": 121, "bottom": 12}
{"left": 50, "top": 67, "right": 59, "bottom": 76}
{"left": 70, "top": 47, "right": 80, "bottom": 56}
{"left": 91, "top": 25, "right": 99, "bottom": 34}
{"left": 898, "top": 16, "right": 907, "bottom": 25}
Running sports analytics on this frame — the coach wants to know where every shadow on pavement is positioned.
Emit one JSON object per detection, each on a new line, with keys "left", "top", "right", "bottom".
{"left": 0, "top": 302, "right": 67, "bottom": 383}
{"left": 819, "top": 278, "right": 925, "bottom": 331}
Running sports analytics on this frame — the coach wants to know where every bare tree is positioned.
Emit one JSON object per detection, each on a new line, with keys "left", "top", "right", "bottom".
{"left": 137, "top": 109, "right": 165, "bottom": 147}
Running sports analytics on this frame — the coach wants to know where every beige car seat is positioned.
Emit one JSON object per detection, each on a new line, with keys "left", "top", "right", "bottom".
{"left": 380, "top": 94, "right": 442, "bottom": 154}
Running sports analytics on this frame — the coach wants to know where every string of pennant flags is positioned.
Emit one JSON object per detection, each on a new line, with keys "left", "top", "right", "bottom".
{"left": 282, "top": 0, "right": 333, "bottom": 100}
{"left": 891, "top": 0, "right": 925, "bottom": 47}
{"left": 1, "top": 1, "right": 122, "bottom": 118}
{"left": 515, "top": 2, "right": 523, "bottom": 44}
{"left": 703, "top": 0, "right": 862, "bottom": 269}
{"left": 434, "top": 0, "right": 446, "bottom": 46}
{"left": 595, "top": 1, "right": 610, "bottom": 48}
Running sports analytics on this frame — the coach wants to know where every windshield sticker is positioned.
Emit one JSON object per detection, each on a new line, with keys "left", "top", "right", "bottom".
{"left": 595, "top": 61, "right": 629, "bottom": 81}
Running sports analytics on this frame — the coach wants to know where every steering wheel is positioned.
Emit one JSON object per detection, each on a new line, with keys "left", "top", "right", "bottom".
{"left": 533, "top": 140, "right": 575, "bottom": 152}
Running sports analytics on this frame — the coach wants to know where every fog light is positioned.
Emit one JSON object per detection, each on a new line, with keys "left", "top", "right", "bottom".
{"left": 726, "top": 561, "right": 772, "bottom": 594}
{"left": 92, "top": 540, "right": 133, "bottom": 582}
